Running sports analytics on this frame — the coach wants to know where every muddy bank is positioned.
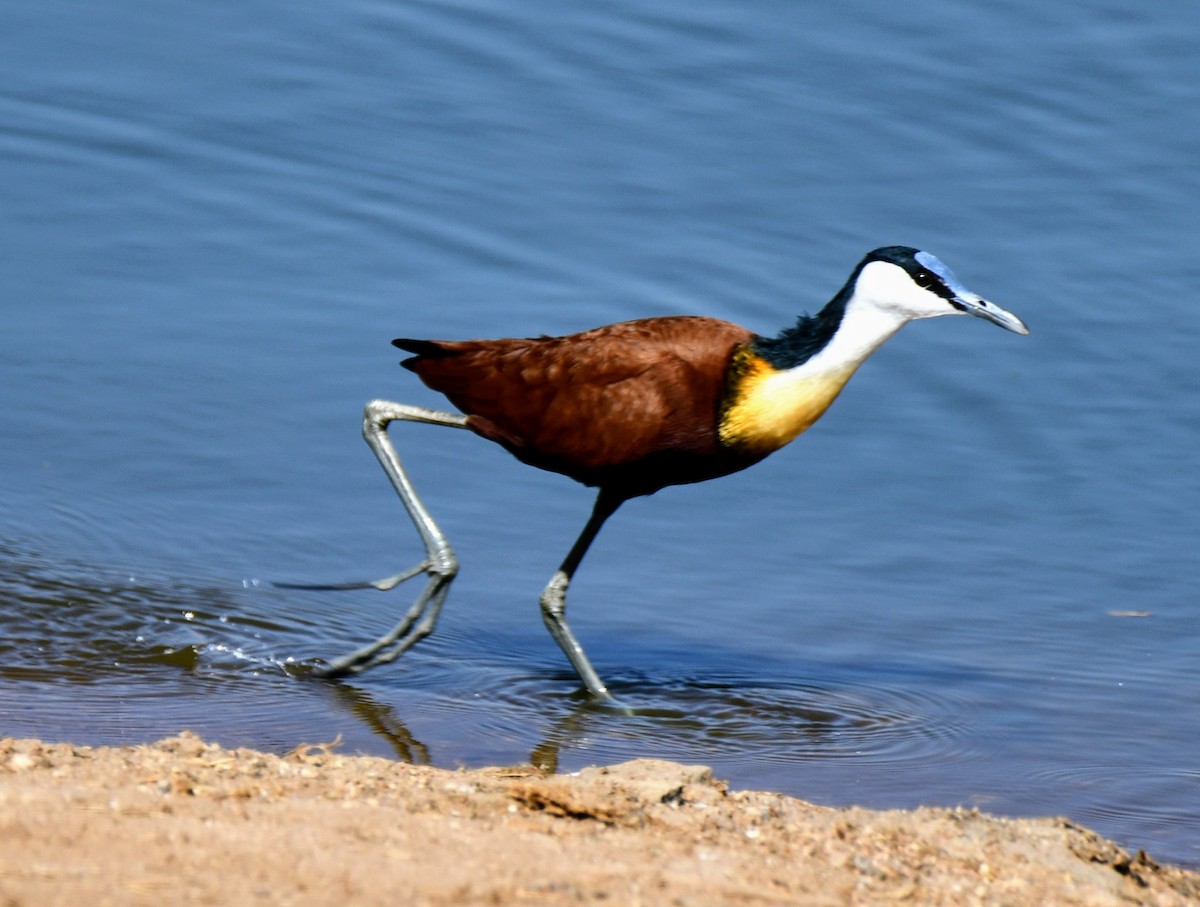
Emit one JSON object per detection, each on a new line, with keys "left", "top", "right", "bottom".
{"left": 1, "top": 733, "right": 1195, "bottom": 905}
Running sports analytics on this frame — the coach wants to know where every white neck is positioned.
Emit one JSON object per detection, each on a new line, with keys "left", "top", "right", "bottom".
{"left": 791, "top": 298, "right": 909, "bottom": 380}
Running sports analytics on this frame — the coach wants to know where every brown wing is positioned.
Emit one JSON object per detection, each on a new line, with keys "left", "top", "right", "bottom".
{"left": 396, "top": 316, "right": 756, "bottom": 494}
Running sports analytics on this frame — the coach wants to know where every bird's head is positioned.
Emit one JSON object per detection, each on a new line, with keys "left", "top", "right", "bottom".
{"left": 853, "top": 246, "right": 1029, "bottom": 335}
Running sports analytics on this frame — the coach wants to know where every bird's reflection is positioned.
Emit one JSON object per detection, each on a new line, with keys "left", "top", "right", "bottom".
{"left": 320, "top": 681, "right": 431, "bottom": 764}
{"left": 317, "top": 668, "right": 898, "bottom": 775}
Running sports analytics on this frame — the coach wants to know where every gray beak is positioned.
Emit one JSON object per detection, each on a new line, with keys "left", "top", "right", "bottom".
{"left": 956, "top": 292, "right": 1030, "bottom": 335}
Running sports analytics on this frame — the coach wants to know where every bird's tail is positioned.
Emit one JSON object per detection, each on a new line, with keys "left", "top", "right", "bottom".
{"left": 392, "top": 338, "right": 450, "bottom": 357}
{"left": 392, "top": 338, "right": 460, "bottom": 371}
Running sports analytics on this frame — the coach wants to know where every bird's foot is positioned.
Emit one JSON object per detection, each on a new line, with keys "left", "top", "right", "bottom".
{"left": 276, "top": 556, "right": 457, "bottom": 679}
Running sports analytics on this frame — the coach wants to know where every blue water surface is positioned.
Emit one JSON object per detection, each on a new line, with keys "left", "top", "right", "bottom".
{"left": 2, "top": 0, "right": 1198, "bottom": 867}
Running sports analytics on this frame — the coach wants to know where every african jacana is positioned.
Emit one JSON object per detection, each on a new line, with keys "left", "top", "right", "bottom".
{"left": 314, "top": 246, "right": 1028, "bottom": 698}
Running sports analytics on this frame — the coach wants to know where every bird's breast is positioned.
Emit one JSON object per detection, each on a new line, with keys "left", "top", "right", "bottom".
{"left": 718, "top": 351, "right": 856, "bottom": 455}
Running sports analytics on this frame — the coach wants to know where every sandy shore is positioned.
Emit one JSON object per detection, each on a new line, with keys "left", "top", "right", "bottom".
{"left": 1, "top": 732, "right": 1196, "bottom": 906}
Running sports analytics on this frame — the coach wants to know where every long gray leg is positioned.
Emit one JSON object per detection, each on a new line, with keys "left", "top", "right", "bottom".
{"left": 315, "top": 399, "right": 468, "bottom": 678}
{"left": 540, "top": 490, "right": 623, "bottom": 699}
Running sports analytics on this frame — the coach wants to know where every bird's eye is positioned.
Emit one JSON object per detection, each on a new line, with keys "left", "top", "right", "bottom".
{"left": 914, "top": 270, "right": 935, "bottom": 288}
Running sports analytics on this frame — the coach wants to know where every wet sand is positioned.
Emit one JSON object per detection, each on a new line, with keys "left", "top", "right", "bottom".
{"left": 1, "top": 732, "right": 1196, "bottom": 906}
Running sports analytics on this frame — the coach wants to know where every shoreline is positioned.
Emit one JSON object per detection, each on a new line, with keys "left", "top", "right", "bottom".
{"left": 2, "top": 732, "right": 1196, "bottom": 905}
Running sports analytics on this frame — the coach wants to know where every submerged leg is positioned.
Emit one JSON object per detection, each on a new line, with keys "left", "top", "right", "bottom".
{"left": 314, "top": 399, "right": 468, "bottom": 678}
{"left": 539, "top": 489, "right": 624, "bottom": 699}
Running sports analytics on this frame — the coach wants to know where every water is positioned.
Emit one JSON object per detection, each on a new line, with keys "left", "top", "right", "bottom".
{"left": 3, "top": 0, "right": 1199, "bottom": 867}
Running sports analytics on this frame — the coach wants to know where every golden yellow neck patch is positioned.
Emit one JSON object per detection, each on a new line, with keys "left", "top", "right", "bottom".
{"left": 719, "top": 350, "right": 856, "bottom": 455}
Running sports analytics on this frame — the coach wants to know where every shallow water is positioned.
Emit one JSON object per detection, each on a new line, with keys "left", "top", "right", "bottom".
{"left": 3, "top": 0, "right": 1200, "bottom": 867}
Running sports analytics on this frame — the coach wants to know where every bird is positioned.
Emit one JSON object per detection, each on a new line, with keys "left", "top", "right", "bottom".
{"left": 314, "top": 246, "right": 1028, "bottom": 699}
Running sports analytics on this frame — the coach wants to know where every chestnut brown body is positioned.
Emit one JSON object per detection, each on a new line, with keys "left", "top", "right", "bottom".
{"left": 397, "top": 316, "right": 766, "bottom": 500}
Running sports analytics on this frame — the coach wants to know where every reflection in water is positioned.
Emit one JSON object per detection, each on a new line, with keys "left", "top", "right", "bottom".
{"left": 316, "top": 668, "right": 960, "bottom": 781}
{"left": 518, "top": 674, "right": 972, "bottom": 776}
{"left": 320, "top": 682, "right": 431, "bottom": 765}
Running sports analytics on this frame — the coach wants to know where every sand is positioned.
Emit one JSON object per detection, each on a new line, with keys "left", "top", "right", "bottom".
{"left": 1, "top": 732, "right": 1196, "bottom": 906}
